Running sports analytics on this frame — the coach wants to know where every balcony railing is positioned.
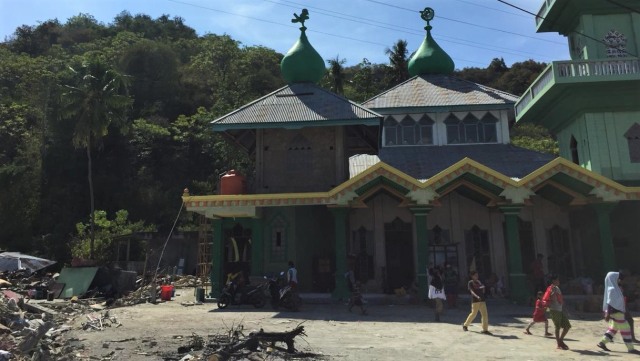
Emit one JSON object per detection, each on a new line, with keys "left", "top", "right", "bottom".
{"left": 516, "top": 58, "right": 640, "bottom": 116}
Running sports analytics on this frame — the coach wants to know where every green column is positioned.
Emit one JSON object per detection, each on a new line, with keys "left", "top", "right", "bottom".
{"left": 210, "top": 218, "right": 224, "bottom": 298}
{"left": 593, "top": 203, "right": 617, "bottom": 276}
{"left": 251, "top": 218, "right": 264, "bottom": 277}
{"left": 500, "top": 206, "right": 528, "bottom": 305}
{"left": 330, "top": 207, "right": 349, "bottom": 300}
{"left": 410, "top": 206, "right": 431, "bottom": 300}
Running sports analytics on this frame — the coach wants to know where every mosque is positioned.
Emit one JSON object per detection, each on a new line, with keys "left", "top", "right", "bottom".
{"left": 183, "top": 0, "right": 640, "bottom": 302}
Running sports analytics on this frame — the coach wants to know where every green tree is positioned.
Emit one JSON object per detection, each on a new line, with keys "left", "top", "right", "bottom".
{"left": 71, "top": 209, "right": 155, "bottom": 264}
{"left": 511, "top": 124, "right": 558, "bottom": 155}
{"left": 326, "top": 55, "right": 347, "bottom": 95}
{"left": 61, "top": 55, "right": 132, "bottom": 259}
{"left": 0, "top": 103, "right": 43, "bottom": 250}
{"left": 384, "top": 39, "right": 409, "bottom": 86}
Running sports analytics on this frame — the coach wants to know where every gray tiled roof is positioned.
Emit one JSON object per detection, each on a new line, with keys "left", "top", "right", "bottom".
{"left": 212, "top": 83, "right": 382, "bottom": 129}
{"left": 361, "top": 75, "right": 519, "bottom": 109}
{"left": 349, "top": 144, "right": 555, "bottom": 180}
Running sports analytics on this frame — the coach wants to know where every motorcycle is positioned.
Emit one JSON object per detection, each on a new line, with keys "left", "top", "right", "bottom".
{"left": 217, "top": 280, "right": 267, "bottom": 309}
{"left": 267, "top": 272, "right": 302, "bottom": 311}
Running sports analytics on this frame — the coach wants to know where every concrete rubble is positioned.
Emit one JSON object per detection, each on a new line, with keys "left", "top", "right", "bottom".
{"left": 0, "top": 268, "right": 203, "bottom": 360}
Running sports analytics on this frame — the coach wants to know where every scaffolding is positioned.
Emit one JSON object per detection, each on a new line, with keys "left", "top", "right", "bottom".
{"left": 197, "top": 215, "right": 212, "bottom": 280}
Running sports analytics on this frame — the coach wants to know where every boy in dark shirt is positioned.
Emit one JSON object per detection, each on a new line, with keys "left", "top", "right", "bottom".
{"left": 462, "top": 271, "right": 491, "bottom": 334}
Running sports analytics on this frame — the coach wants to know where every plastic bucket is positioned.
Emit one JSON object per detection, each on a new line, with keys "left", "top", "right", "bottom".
{"left": 160, "top": 285, "right": 173, "bottom": 301}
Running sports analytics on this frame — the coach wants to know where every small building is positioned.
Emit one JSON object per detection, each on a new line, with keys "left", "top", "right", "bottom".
{"left": 184, "top": 3, "right": 640, "bottom": 302}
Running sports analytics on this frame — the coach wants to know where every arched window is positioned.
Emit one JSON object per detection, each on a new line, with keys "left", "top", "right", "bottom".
{"left": 446, "top": 113, "right": 498, "bottom": 144}
{"left": 417, "top": 115, "right": 434, "bottom": 145}
{"left": 480, "top": 113, "right": 498, "bottom": 142}
{"left": 570, "top": 136, "right": 579, "bottom": 165}
{"left": 383, "top": 116, "right": 398, "bottom": 146}
{"left": 465, "top": 225, "right": 491, "bottom": 277}
{"left": 400, "top": 115, "right": 416, "bottom": 145}
{"left": 384, "top": 115, "right": 434, "bottom": 146}
{"left": 624, "top": 123, "right": 640, "bottom": 163}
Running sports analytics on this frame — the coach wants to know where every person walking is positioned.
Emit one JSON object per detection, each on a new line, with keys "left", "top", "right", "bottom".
{"left": 544, "top": 274, "right": 571, "bottom": 350}
{"left": 287, "top": 261, "right": 298, "bottom": 289}
{"left": 597, "top": 272, "right": 640, "bottom": 354}
{"left": 524, "top": 291, "right": 552, "bottom": 337}
{"left": 462, "top": 271, "right": 491, "bottom": 334}
{"left": 428, "top": 265, "right": 446, "bottom": 322}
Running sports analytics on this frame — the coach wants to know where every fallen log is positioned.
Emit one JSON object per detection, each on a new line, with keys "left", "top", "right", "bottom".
{"left": 208, "top": 325, "right": 305, "bottom": 361}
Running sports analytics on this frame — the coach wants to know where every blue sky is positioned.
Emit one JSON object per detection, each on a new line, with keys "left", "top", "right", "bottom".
{"left": 0, "top": 0, "right": 570, "bottom": 69}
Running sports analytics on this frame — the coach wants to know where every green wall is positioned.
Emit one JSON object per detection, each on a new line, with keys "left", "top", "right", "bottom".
{"left": 558, "top": 111, "right": 640, "bottom": 181}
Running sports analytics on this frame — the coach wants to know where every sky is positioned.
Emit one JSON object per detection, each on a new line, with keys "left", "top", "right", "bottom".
{"left": 0, "top": 0, "right": 571, "bottom": 69}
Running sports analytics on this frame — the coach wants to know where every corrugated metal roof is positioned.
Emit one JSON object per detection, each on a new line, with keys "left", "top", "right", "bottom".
{"left": 212, "top": 83, "right": 382, "bottom": 129}
{"left": 362, "top": 75, "right": 519, "bottom": 109}
{"left": 350, "top": 144, "right": 554, "bottom": 180}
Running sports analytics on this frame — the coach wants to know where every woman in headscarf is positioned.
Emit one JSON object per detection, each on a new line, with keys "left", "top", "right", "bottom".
{"left": 597, "top": 272, "right": 639, "bottom": 354}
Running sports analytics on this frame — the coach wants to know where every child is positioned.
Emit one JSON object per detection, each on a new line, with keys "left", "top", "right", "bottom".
{"left": 524, "top": 291, "right": 552, "bottom": 336}
{"left": 597, "top": 272, "right": 640, "bottom": 354}
{"left": 545, "top": 274, "right": 571, "bottom": 350}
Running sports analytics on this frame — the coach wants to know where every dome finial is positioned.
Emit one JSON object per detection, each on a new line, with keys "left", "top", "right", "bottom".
{"left": 291, "top": 8, "right": 309, "bottom": 31}
{"left": 420, "top": 7, "right": 435, "bottom": 30}
{"left": 280, "top": 9, "right": 326, "bottom": 84}
{"left": 408, "top": 7, "right": 455, "bottom": 76}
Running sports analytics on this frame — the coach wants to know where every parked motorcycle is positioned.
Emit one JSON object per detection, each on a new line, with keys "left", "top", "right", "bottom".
{"left": 267, "top": 272, "right": 302, "bottom": 311}
{"left": 217, "top": 280, "right": 267, "bottom": 309}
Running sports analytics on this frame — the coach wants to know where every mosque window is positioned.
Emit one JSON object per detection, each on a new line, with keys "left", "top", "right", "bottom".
{"left": 445, "top": 113, "right": 498, "bottom": 144}
{"left": 383, "top": 114, "right": 433, "bottom": 146}
{"left": 603, "top": 29, "right": 627, "bottom": 58}
{"left": 270, "top": 215, "right": 287, "bottom": 261}
{"left": 570, "top": 136, "right": 580, "bottom": 165}
{"left": 383, "top": 116, "right": 398, "bottom": 146}
{"left": 624, "top": 123, "right": 640, "bottom": 163}
{"left": 464, "top": 225, "right": 492, "bottom": 277}
{"left": 547, "top": 225, "right": 573, "bottom": 277}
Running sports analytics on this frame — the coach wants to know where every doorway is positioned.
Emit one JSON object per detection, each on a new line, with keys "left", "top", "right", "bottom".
{"left": 384, "top": 217, "right": 414, "bottom": 292}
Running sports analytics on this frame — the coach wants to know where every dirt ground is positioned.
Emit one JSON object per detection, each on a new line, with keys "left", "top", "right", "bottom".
{"left": 63, "top": 288, "right": 640, "bottom": 361}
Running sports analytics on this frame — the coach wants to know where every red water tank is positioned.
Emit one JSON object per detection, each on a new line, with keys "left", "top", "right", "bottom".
{"left": 219, "top": 170, "right": 246, "bottom": 195}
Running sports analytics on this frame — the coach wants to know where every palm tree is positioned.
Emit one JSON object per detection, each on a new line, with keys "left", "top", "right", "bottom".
{"left": 385, "top": 39, "right": 410, "bottom": 86}
{"left": 61, "top": 55, "right": 131, "bottom": 259}
{"left": 327, "top": 55, "right": 347, "bottom": 95}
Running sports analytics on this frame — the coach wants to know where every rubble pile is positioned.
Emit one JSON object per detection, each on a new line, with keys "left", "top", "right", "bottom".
{"left": 169, "top": 324, "right": 325, "bottom": 361}
{"left": 0, "top": 295, "right": 81, "bottom": 360}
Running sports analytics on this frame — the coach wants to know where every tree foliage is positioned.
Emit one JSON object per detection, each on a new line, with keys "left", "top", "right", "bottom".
{"left": 71, "top": 209, "right": 155, "bottom": 264}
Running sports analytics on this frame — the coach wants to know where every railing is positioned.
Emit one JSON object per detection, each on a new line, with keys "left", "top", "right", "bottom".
{"left": 516, "top": 58, "right": 640, "bottom": 116}
{"left": 516, "top": 64, "right": 553, "bottom": 115}
{"left": 556, "top": 58, "right": 640, "bottom": 78}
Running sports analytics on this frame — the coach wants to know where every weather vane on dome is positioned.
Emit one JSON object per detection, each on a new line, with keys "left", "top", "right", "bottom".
{"left": 292, "top": 9, "right": 309, "bottom": 30}
{"left": 420, "top": 7, "right": 435, "bottom": 30}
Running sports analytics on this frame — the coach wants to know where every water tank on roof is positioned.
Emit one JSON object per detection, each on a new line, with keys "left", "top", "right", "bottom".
{"left": 219, "top": 170, "right": 246, "bottom": 195}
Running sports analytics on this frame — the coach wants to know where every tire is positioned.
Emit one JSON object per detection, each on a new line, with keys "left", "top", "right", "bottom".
{"left": 217, "top": 294, "right": 230, "bottom": 309}
{"left": 253, "top": 293, "right": 266, "bottom": 308}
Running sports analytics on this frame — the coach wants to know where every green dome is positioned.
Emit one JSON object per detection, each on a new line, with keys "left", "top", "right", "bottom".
{"left": 280, "top": 28, "right": 326, "bottom": 84}
{"left": 408, "top": 9, "right": 455, "bottom": 76}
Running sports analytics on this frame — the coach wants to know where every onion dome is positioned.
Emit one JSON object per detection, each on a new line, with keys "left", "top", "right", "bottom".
{"left": 280, "top": 9, "right": 326, "bottom": 84}
{"left": 408, "top": 7, "right": 455, "bottom": 76}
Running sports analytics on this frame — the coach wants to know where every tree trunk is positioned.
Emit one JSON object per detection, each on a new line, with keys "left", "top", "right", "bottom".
{"left": 87, "top": 139, "right": 95, "bottom": 260}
